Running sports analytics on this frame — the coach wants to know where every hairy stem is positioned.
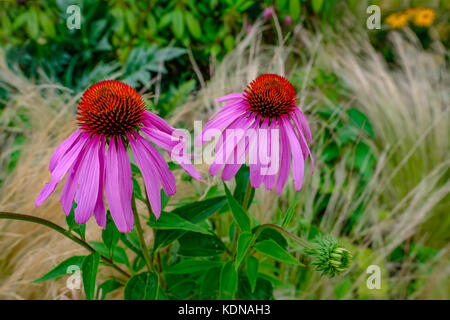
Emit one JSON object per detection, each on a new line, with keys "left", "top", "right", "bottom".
{"left": 131, "top": 195, "right": 154, "bottom": 273}
{"left": 0, "top": 211, "right": 130, "bottom": 278}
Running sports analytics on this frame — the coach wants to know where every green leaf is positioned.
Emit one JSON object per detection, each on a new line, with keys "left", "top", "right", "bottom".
{"left": 347, "top": 108, "right": 374, "bottom": 137}
{"left": 38, "top": 11, "right": 55, "bottom": 37}
{"left": 235, "top": 232, "right": 253, "bottom": 268}
{"left": 178, "top": 232, "right": 226, "bottom": 257}
{"left": 171, "top": 9, "right": 184, "bottom": 39}
{"left": 254, "top": 240, "right": 302, "bottom": 265}
{"left": 184, "top": 12, "right": 202, "bottom": 39}
{"left": 148, "top": 211, "right": 210, "bottom": 235}
{"left": 98, "top": 279, "right": 123, "bottom": 300}
{"left": 82, "top": 252, "right": 100, "bottom": 300}
{"left": 219, "top": 261, "right": 238, "bottom": 299}
{"left": 233, "top": 165, "right": 255, "bottom": 209}
{"left": 102, "top": 215, "right": 120, "bottom": 255}
{"left": 289, "top": 0, "right": 301, "bottom": 22}
{"left": 256, "top": 228, "right": 288, "bottom": 249}
{"left": 246, "top": 257, "right": 259, "bottom": 293}
{"left": 33, "top": 256, "right": 85, "bottom": 283}
{"left": 224, "top": 183, "right": 251, "bottom": 232}
{"left": 166, "top": 260, "right": 222, "bottom": 274}
{"left": 275, "top": 0, "right": 288, "bottom": 10}
{"left": 25, "top": 10, "right": 39, "bottom": 40}
{"left": 153, "top": 196, "right": 226, "bottom": 249}
{"left": 321, "top": 142, "right": 340, "bottom": 162}
{"left": 124, "top": 272, "right": 159, "bottom": 300}
{"left": 312, "top": 0, "right": 324, "bottom": 13}
{"left": 281, "top": 199, "right": 298, "bottom": 228}
{"left": 89, "top": 241, "right": 130, "bottom": 267}
{"left": 66, "top": 202, "right": 86, "bottom": 239}
{"left": 200, "top": 267, "right": 221, "bottom": 299}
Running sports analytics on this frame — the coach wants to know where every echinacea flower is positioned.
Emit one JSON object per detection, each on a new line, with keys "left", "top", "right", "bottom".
{"left": 36, "top": 80, "right": 200, "bottom": 233}
{"left": 196, "top": 74, "right": 313, "bottom": 194}
{"left": 413, "top": 8, "right": 435, "bottom": 27}
{"left": 385, "top": 12, "right": 409, "bottom": 29}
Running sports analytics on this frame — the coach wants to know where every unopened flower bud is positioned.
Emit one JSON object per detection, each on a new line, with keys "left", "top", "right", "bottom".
{"left": 305, "top": 236, "right": 353, "bottom": 277}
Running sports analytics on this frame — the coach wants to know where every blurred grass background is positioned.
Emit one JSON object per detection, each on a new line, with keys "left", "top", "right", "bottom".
{"left": 0, "top": 0, "right": 449, "bottom": 299}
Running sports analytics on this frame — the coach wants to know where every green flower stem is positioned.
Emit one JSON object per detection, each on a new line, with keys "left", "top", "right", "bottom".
{"left": 131, "top": 194, "right": 154, "bottom": 273}
{"left": 0, "top": 211, "right": 130, "bottom": 278}
{"left": 242, "top": 181, "right": 253, "bottom": 210}
{"left": 231, "top": 181, "right": 253, "bottom": 254}
{"left": 253, "top": 223, "right": 315, "bottom": 250}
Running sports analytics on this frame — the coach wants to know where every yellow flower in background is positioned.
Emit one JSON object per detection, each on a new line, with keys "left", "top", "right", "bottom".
{"left": 404, "top": 8, "right": 420, "bottom": 19}
{"left": 413, "top": 8, "right": 436, "bottom": 27}
{"left": 385, "top": 13, "right": 409, "bottom": 29}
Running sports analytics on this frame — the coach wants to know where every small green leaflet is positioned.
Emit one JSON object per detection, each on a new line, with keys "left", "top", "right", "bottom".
{"left": 165, "top": 260, "right": 222, "bottom": 274}
{"left": 33, "top": 256, "right": 85, "bottom": 283}
{"left": 235, "top": 232, "right": 253, "bottom": 269}
{"left": 124, "top": 272, "right": 159, "bottom": 300}
{"left": 246, "top": 256, "right": 259, "bottom": 293}
{"left": 82, "top": 252, "right": 100, "bottom": 300}
{"left": 224, "top": 182, "right": 251, "bottom": 232}
{"left": 219, "top": 261, "right": 238, "bottom": 299}
{"left": 148, "top": 211, "right": 211, "bottom": 235}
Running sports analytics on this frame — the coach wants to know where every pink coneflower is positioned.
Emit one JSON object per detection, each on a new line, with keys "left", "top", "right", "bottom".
{"left": 196, "top": 74, "right": 313, "bottom": 194}
{"left": 36, "top": 80, "right": 200, "bottom": 232}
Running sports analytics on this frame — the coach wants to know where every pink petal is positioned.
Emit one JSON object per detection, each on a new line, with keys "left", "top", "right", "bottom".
{"left": 281, "top": 116, "right": 304, "bottom": 191}
{"left": 105, "top": 137, "right": 134, "bottom": 233}
{"left": 209, "top": 113, "right": 255, "bottom": 176}
{"left": 142, "top": 111, "right": 174, "bottom": 135}
{"left": 216, "top": 93, "right": 244, "bottom": 103}
{"left": 141, "top": 127, "right": 179, "bottom": 152}
{"left": 221, "top": 116, "right": 259, "bottom": 181}
{"left": 293, "top": 108, "right": 312, "bottom": 142}
{"left": 275, "top": 118, "right": 291, "bottom": 194}
{"left": 262, "top": 119, "right": 278, "bottom": 190}
{"left": 249, "top": 117, "right": 269, "bottom": 188}
{"left": 49, "top": 129, "right": 83, "bottom": 172}
{"left": 74, "top": 136, "right": 101, "bottom": 225}
{"left": 36, "top": 133, "right": 89, "bottom": 207}
{"left": 93, "top": 136, "right": 106, "bottom": 228}
{"left": 127, "top": 133, "right": 162, "bottom": 219}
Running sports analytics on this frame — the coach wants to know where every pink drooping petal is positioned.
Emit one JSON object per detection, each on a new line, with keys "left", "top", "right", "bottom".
{"left": 216, "top": 93, "right": 244, "bottom": 103}
{"left": 281, "top": 116, "right": 304, "bottom": 191}
{"left": 129, "top": 132, "right": 176, "bottom": 196}
{"left": 60, "top": 143, "right": 89, "bottom": 215}
{"left": 142, "top": 111, "right": 174, "bottom": 135}
{"left": 141, "top": 127, "right": 179, "bottom": 152}
{"left": 74, "top": 136, "right": 101, "bottom": 225}
{"left": 209, "top": 99, "right": 246, "bottom": 120}
{"left": 49, "top": 129, "right": 83, "bottom": 172}
{"left": 127, "top": 133, "right": 162, "bottom": 219}
{"left": 262, "top": 119, "right": 278, "bottom": 190}
{"left": 221, "top": 116, "right": 259, "bottom": 181}
{"left": 196, "top": 105, "right": 247, "bottom": 146}
{"left": 93, "top": 136, "right": 106, "bottom": 229}
{"left": 105, "top": 136, "right": 134, "bottom": 233}
{"left": 275, "top": 118, "right": 291, "bottom": 194}
{"left": 209, "top": 113, "right": 255, "bottom": 176}
{"left": 293, "top": 108, "right": 312, "bottom": 142}
{"left": 36, "top": 133, "right": 89, "bottom": 207}
{"left": 290, "top": 112, "right": 314, "bottom": 170}
{"left": 249, "top": 117, "right": 269, "bottom": 188}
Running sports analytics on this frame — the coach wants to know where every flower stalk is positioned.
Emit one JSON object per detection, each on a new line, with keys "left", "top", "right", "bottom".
{"left": 0, "top": 211, "right": 130, "bottom": 278}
